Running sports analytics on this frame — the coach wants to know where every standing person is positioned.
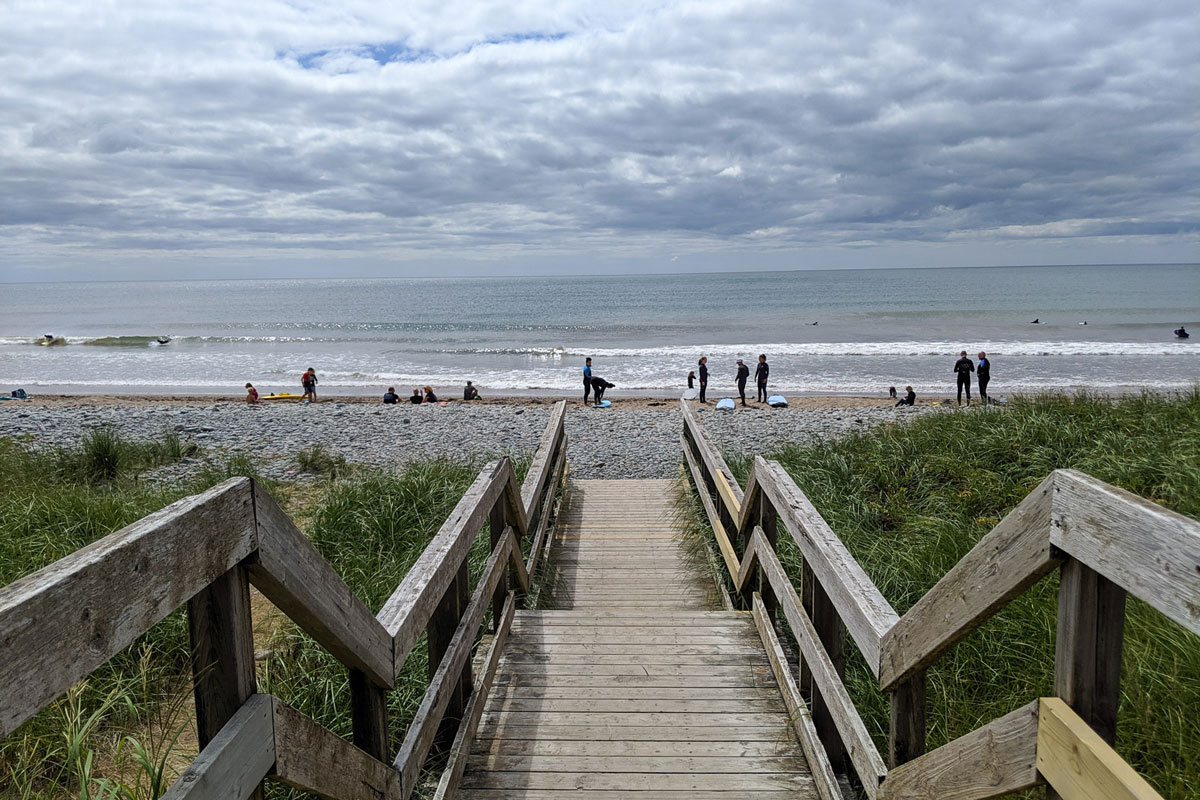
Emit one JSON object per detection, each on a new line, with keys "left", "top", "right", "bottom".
{"left": 698, "top": 357, "right": 709, "bottom": 404}
{"left": 583, "top": 357, "right": 593, "bottom": 405}
{"left": 301, "top": 367, "right": 318, "bottom": 403}
{"left": 976, "top": 352, "right": 991, "bottom": 405}
{"left": 687, "top": 370, "right": 696, "bottom": 389}
{"left": 735, "top": 359, "right": 749, "bottom": 406}
{"left": 954, "top": 351, "right": 974, "bottom": 406}
{"left": 755, "top": 354, "right": 769, "bottom": 402}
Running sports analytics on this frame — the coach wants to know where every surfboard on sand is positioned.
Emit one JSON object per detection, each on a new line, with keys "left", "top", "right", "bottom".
{"left": 592, "top": 399, "right": 612, "bottom": 408}
{"left": 262, "top": 393, "right": 305, "bottom": 401}
{"left": 682, "top": 388, "right": 699, "bottom": 400}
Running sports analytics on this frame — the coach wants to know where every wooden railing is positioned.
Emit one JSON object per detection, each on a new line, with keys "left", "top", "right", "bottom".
{"left": 0, "top": 400, "right": 569, "bottom": 800}
{"left": 680, "top": 399, "right": 1198, "bottom": 800}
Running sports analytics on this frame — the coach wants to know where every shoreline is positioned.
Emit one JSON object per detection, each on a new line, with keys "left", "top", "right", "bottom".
{"left": 6, "top": 392, "right": 948, "bottom": 410}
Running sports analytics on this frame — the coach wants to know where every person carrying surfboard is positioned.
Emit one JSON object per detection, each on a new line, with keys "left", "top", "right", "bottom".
{"left": 301, "top": 367, "right": 318, "bottom": 403}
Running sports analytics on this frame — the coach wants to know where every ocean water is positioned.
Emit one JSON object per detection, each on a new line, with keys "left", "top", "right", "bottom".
{"left": 1, "top": 264, "right": 1196, "bottom": 397}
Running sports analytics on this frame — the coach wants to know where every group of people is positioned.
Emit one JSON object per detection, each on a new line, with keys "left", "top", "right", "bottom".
{"left": 952, "top": 351, "right": 991, "bottom": 406}
{"left": 244, "top": 369, "right": 484, "bottom": 405}
{"left": 688, "top": 354, "right": 770, "bottom": 406}
{"left": 382, "top": 385, "right": 442, "bottom": 404}
{"left": 581, "top": 357, "right": 616, "bottom": 404}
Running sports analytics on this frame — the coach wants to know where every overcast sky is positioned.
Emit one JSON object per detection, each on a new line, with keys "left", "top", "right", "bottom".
{"left": 1, "top": 1, "right": 1197, "bottom": 281}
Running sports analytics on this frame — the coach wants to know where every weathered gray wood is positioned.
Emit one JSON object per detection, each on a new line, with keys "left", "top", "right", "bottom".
{"left": 350, "top": 668, "right": 391, "bottom": 762}
{"left": 525, "top": 431, "right": 568, "bottom": 577}
{"left": 878, "top": 700, "right": 1041, "bottom": 800}
{"left": 1050, "top": 468, "right": 1200, "bottom": 636}
{"left": 878, "top": 473, "right": 1059, "bottom": 689}
{"left": 396, "top": 529, "right": 520, "bottom": 797}
{"left": 756, "top": 539, "right": 888, "bottom": 797}
{"left": 489, "top": 498, "right": 509, "bottom": 633}
{"left": 161, "top": 694, "right": 275, "bottom": 800}
{"left": 888, "top": 672, "right": 926, "bottom": 768}
{"left": 759, "top": 501, "right": 779, "bottom": 619}
{"left": 808, "top": 557, "right": 847, "bottom": 774}
{"left": 753, "top": 594, "right": 843, "bottom": 800}
{"left": 680, "top": 433, "right": 741, "bottom": 577}
{"left": 680, "top": 399, "right": 744, "bottom": 514}
{"left": 377, "top": 460, "right": 514, "bottom": 671}
{"left": 428, "top": 556, "right": 470, "bottom": 750}
{"left": 272, "top": 697, "right": 402, "bottom": 800}
{"left": 520, "top": 400, "right": 567, "bottom": 516}
{"left": 435, "top": 592, "right": 517, "bottom": 800}
{"left": 1054, "top": 559, "right": 1126, "bottom": 745}
{"left": 247, "top": 481, "right": 394, "bottom": 688}
{"left": 188, "top": 565, "right": 258, "bottom": 751}
{"left": 754, "top": 458, "right": 898, "bottom": 675}
{"left": 0, "top": 478, "right": 255, "bottom": 737}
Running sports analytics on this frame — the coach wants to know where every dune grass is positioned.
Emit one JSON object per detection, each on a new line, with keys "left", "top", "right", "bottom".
{"left": 721, "top": 390, "right": 1199, "bottom": 799}
{"left": 0, "top": 427, "right": 529, "bottom": 798}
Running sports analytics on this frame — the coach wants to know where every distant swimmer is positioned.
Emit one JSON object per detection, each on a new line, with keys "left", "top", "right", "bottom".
{"left": 156, "top": 336, "right": 171, "bottom": 344}
{"left": 1030, "top": 318, "right": 1040, "bottom": 324}
{"left": 1078, "top": 321, "right": 1087, "bottom": 326}
{"left": 811, "top": 321, "right": 818, "bottom": 326}
{"left": 1175, "top": 326, "right": 1190, "bottom": 339}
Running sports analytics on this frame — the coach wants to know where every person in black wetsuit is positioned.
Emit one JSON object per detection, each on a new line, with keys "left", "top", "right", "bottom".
{"left": 697, "top": 357, "right": 709, "bottom": 403}
{"left": 755, "top": 354, "right": 769, "bottom": 402}
{"left": 735, "top": 359, "right": 749, "bottom": 406}
{"left": 687, "top": 370, "right": 696, "bottom": 389}
{"left": 590, "top": 376, "right": 615, "bottom": 404}
{"left": 463, "top": 381, "right": 480, "bottom": 400}
{"left": 954, "top": 350, "right": 974, "bottom": 406}
{"left": 895, "top": 386, "right": 916, "bottom": 406}
{"left": 1175, "top": 326, "right": 1190, "bottom": 339}
{"left": 583, "top": 358, "right": 593, "bottom": 404}
{"left": 976, "top": 352, "right": 991, "bottom": 405}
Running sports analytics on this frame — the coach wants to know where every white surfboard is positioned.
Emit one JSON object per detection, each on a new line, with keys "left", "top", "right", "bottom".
{"left": 682, "top": 388, "right": 699, "bottom": 400}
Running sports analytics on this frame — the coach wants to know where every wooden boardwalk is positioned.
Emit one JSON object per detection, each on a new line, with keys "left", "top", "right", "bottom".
{"left": 459, "top": 479, "right": 818, "bottom": 798}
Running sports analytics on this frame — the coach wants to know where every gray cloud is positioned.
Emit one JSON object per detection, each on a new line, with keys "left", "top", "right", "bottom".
{"left": 0, "top": 0, "right": 1197, "bottom": 278}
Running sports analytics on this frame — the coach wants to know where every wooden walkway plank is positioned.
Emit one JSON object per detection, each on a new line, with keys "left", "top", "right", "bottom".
{"left": 456, "top": 479, "right": 819, "bottom": 799}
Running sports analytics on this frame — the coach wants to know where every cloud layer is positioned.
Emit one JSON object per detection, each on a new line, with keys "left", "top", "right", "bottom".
{"left": 1, "top": 0, "right": 1197, "bottom": 277}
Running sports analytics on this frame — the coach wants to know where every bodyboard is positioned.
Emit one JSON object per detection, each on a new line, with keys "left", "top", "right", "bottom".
{"left": 593, "top": 399, "right": 612, "bottom": 408}
{"left": 682, "top": 388, "right": 699, "bottom": 400}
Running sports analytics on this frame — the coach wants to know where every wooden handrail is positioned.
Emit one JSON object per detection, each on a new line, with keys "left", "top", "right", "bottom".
{"left": 0, "top": 400, "right": 570, "bottom": 800}
{"left": 679, "top": 405, "right": 1194, "bottom": 800}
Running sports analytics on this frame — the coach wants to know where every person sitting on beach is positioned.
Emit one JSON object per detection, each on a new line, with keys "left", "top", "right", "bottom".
{"left": 301, "top": 367, "right": 318, "bottom": 403}
{"left": 424, "top": 385, "right": 438, "bottom": 403}
{"left": 463, "top": 381, "right": 480, "bottom": 400}
{"left": 245, "top": 383, "right": 259, "bottom": 404}
{"left": 698, "top": 357, "right": 709, "bottom": 404}
{"left": 410, "top": 389, "right": 423, "bottom": 404}
{"left": 383, "top": 387, "right": 399, "bottom": 404}
{"left": 896, "top": 386, "right": 916, "bottom": 406}
{"left": 590, "top": 376, "right": 615, "bottom": 404}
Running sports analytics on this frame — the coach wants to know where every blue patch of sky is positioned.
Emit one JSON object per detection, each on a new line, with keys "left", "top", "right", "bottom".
{"left": 284, "top": 31, "right": 568, "bottom": 71}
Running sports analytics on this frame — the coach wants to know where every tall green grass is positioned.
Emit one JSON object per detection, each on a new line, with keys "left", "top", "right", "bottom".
{"left": 726, "top": 390, "right": 1199, "bottom": 798}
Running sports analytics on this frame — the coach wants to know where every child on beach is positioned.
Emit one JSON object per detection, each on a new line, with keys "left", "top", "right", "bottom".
{"left": 410, "top": 389, "right": 423, "bottom": 404}
{"left": 301, "top": 367, "right": 318, "bottom": 403}
{"left": 245, "top": 383, "right": 259, "bottom": 404}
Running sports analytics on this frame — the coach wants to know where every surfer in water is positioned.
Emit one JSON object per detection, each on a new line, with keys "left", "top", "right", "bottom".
{"left": 736, "top": 359, "right": 749, "bottom": 406}
{"left": 1175, "top": 326, "right": 1189, "bottom": 339}
{"left": 755, "top": 354, "right": 769, "bottom": 403}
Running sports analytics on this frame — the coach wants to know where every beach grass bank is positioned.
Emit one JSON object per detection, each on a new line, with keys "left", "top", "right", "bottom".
{"left": 719, "top": 390, "right": 1199, "bottom": 798}
{"left": 0, "top": 428, "right": 528, "bottom": 798}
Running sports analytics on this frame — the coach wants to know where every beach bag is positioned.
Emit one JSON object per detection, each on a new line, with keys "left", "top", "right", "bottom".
{"left": 715, "top": 398, "right": 736, "bottom": 410}
{"left": 767, "top": 395, "right": 788, "bottom": 408}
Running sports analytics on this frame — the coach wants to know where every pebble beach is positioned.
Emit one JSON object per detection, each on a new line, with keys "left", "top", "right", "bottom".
{"left": 0, "top": 396, "right": 934, "bottom": 482}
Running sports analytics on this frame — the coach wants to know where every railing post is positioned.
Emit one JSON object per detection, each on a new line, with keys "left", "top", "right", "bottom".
{"left": 805, "top": 565, "right": 847, "bottom": 773}
{"left": 758, "top": 499, "right": 778, "bottom": 622}
{"left": 489, "top": 497, "right": 509, "bottom": 631}
{"left": 427, "top": 560, "right": 472, "bottom": 746}
{"left": 349, "top": 670, "right": 390, "bottom": 761}
{"left": 1054, "top": 558, "right": 1126, "bottom": 743}
{"left": 889, "top": 671, "right": 926, "bottom": 767}
{"left": 187, "top": 564, "right": 265, "bottom": 797}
